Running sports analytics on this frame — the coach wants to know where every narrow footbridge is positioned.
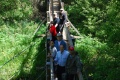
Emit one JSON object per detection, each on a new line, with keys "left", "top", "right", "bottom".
{"left": 46, "top": 0, "right": 82, "bottom": 80}
{"left": 0, "top": 0, "right": 83, "bottom": 80}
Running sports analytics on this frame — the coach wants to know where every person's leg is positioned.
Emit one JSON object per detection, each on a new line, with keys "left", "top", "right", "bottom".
{"left": 53, "top": 63, "right": 57, "bottom": 79}
{"left": 52, "top": 36, "right": 57, "bottom": 41}
{"left": 56, "top": 65, "right": 62, "bottom": 80}
{"left": 57, "top": 74, "right": 62, "bottom": 80}
{"left": 66, "top": 74, "right": 74, "bottom": 80}
{"left": 60, "top": 25, "right": 64, "bottom": 33}
{"left": 56, "top": 65, "right": 66, "bottom": 80}
{"left": 66, "top": 74, "right": 70, "bottom": 80}
{"left": 56, "top": 26, "right": 60, "bottom": 33}
{"left": 77, "top": 71, "right": 83, "bottom": 80}
{"left": 61, "top": 66, "right": 65, "bottom": 80}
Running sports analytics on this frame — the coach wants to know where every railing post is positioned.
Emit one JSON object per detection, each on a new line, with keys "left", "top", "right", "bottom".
{"left": 50, "top": 57, "right": 54, "bottom": 80}
{"left": 51, "top": 0, "right": 54, "bottom": 17}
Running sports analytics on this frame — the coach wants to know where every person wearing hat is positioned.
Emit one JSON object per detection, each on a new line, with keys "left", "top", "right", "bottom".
{"left": 53, "top": 12, "right": 60, "bottom": 33}
{"left": 59, "top": 8, "right": 67, "bottom": 33}
{"left": 65, "top": 46, "right": 83, "bottom": 80}
{"left": 54, "top": 33, "right": 67, "bottom": 51}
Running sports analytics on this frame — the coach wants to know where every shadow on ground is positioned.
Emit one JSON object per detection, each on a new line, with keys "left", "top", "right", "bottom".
{"left": 12, "top": 36, "right": 46, "bottom": 80}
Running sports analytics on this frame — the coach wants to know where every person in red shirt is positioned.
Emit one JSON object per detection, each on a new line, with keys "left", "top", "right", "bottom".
{"left": 49, "top": 21, "right": 57, "bottom": 41}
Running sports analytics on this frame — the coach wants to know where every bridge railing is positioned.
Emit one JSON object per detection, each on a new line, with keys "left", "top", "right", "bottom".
{"left": 58, "top": 1, "right": 84, "bottom": 80}
{"left": 46, "top": 0, "right": 54, "bottom": 80}
{"left": 46, "top": 0, "right": 83, "bottom": 80}
{"left": 60, "top": 1, "right": 81, "bottom": 37}
{"left": 46, "top": 0, "right": 74, "bottom": 80}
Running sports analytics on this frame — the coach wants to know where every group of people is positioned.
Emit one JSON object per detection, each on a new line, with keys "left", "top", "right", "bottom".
{"left": 47, "top": 32, "right": 83, "bottom": 80}
{"left": 48, "top": 8, "right": 66, "bottom": 41}
{"left": 47, "top": 8, "right": 83, "bottom": 80}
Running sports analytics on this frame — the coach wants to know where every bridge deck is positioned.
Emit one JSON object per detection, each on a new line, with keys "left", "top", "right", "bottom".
{"left": 46, "top": 0, "right": 79, "bottom": 80}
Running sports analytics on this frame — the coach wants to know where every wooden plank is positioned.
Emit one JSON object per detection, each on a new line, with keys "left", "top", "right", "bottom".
{"left": 67, "top": 18, "right": 81, "bottom": 36}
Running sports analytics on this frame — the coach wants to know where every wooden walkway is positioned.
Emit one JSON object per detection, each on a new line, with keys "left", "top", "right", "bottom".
{"left": 46, "top": 0, "right": 82, "bottom": 80}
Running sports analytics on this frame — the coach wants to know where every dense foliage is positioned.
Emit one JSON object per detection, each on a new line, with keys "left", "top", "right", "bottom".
{"left": 0, "top": 0, "right": 46, "bottom": 79}
{"left": 0, "top": 0, "right": 120, "bottom": 80}
{"left": 65, "top": 0, "right": 120, "bottom": 80}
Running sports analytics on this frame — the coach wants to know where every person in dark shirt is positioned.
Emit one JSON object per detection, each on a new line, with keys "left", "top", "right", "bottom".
{"left": 66, "top": 46, "right": 83, "bottom": 80}
{"left": 53, "top": 13, "right": 60, "bottom": 33}
{"left": 59, "top": 8, "right": 67, "bottom": 33}
{"left": 54, "top": 33, "right": 67, "bottom": 51}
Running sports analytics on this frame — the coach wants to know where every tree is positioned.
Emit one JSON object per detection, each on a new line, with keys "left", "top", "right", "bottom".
{"left": 66, "top": 0, "right": 120, "bottom": 79}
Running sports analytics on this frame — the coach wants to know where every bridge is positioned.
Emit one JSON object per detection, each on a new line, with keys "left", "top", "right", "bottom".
{"left": 0, "top": 0, "right": 83, "bottom": 80}
{"left": 46, "top": 0, "right": 82, "bottom": 80}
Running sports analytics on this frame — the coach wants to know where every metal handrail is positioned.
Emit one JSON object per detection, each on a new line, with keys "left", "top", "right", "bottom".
{"left": 0, "top": 42, "right": 35, "bottom": 69}
{"left": 66, "top": 18, "right": 81, "bottom": 36}
{"left": 59, "top": 0, "right": 81, "bottom": 37}
{"left": 49, "top": 0, "right": 53, "bottom": 22}
{"left": 59, "top": 0, "right": 62, "bottom": 9}
{"left": 46, "top": 0, "right": 83, "bottom": 80}
{"left": 36, "top": 69, "right": 46, "bottom": 80}
{"left": 33, "top": 18, "right": 46, "bottom": 37}
{"left": 46, "top": 0, "right": 74, "bottom": 80}
{"left": 46, "top": 0, "right": 54, "bottom": 80}
{"left": 62, "top": 25, "right": 73, "bottom": 46}
{"left": 50, "top": 57, "right": 54, "bottom": 80}
{"left": 8, "top": 48, "right": 46, "bottom": 80}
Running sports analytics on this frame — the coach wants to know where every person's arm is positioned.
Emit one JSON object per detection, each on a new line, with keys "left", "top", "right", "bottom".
{"left": 54, "top": 52, "right": 58, "bottom": 64}
{"left": 63, "top": 13, "right": 67, "bottom": 24}
{"left": 53, "top": 48, "right": 57, "bottom": 58}
{"left": 55, "top": 24, "right": 58, "bottom": 28}
{"left": 76, "top": 56, "right": 81, "bottom": 73}
{"left": 55, "top": 18, "right": 60, "bottom": 28}
{"left": 76, "top": 56, "right": 84, "bottom": 80}
{"left": 62, "top": 15, "right": 66, "bottom": 24}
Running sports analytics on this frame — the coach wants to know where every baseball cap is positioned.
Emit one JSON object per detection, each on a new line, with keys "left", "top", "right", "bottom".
{"left": 69, "top": 46, "right": 74, "bottom": 51}
{"left": 53, "top": 12, "right": 57, "bottom": 16}
{"left": 57, "top": 33, "right": 62, "bottom": 37}
{"left": 60, "top": 8, "right": 64, "bottom": 11}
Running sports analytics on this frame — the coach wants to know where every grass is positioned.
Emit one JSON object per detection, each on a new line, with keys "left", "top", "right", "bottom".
{"left": 0, "top": 20, "right": 47, "bottom": 79}
{"left": 0, "top": 0, "right": 48, "bottom": 79}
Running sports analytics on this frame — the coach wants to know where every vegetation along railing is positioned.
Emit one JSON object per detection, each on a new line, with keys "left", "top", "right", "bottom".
{"left": 0, "top": 18, "right": 46, "bottom": 79}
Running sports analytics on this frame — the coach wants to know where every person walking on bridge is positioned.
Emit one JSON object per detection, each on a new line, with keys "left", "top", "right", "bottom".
{"left": 53, "top": 12, "right": 60, "bottom": 33}
{"left": 66, "top": 46, "right": 83, "bottom": 80}
{"left": 54, "top": 33, "right": 67, "bottom": 51}
{"left": 48, "top": 40, "right": 57, "bottom": 59}
{"left": 54, "top": 44, "right": 69, "bottom": 80}
{"left": 59, "top": 8, "right": 67, "bottom": 33}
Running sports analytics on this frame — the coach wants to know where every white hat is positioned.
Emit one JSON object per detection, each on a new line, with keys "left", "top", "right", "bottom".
{"left": 47, "top": 22, "right": 50, "bottom": 24}
{"left": 53, "top": 12, "right": 57, "bottom": 15}
{"left": 57, "top": 33, "right": 62, "bottom": 37}
{"left": 60, "top": 8, "right": 64, "bottom": 11}
{"left": 53, "top": 12, "right": 57, "bottom": 17}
